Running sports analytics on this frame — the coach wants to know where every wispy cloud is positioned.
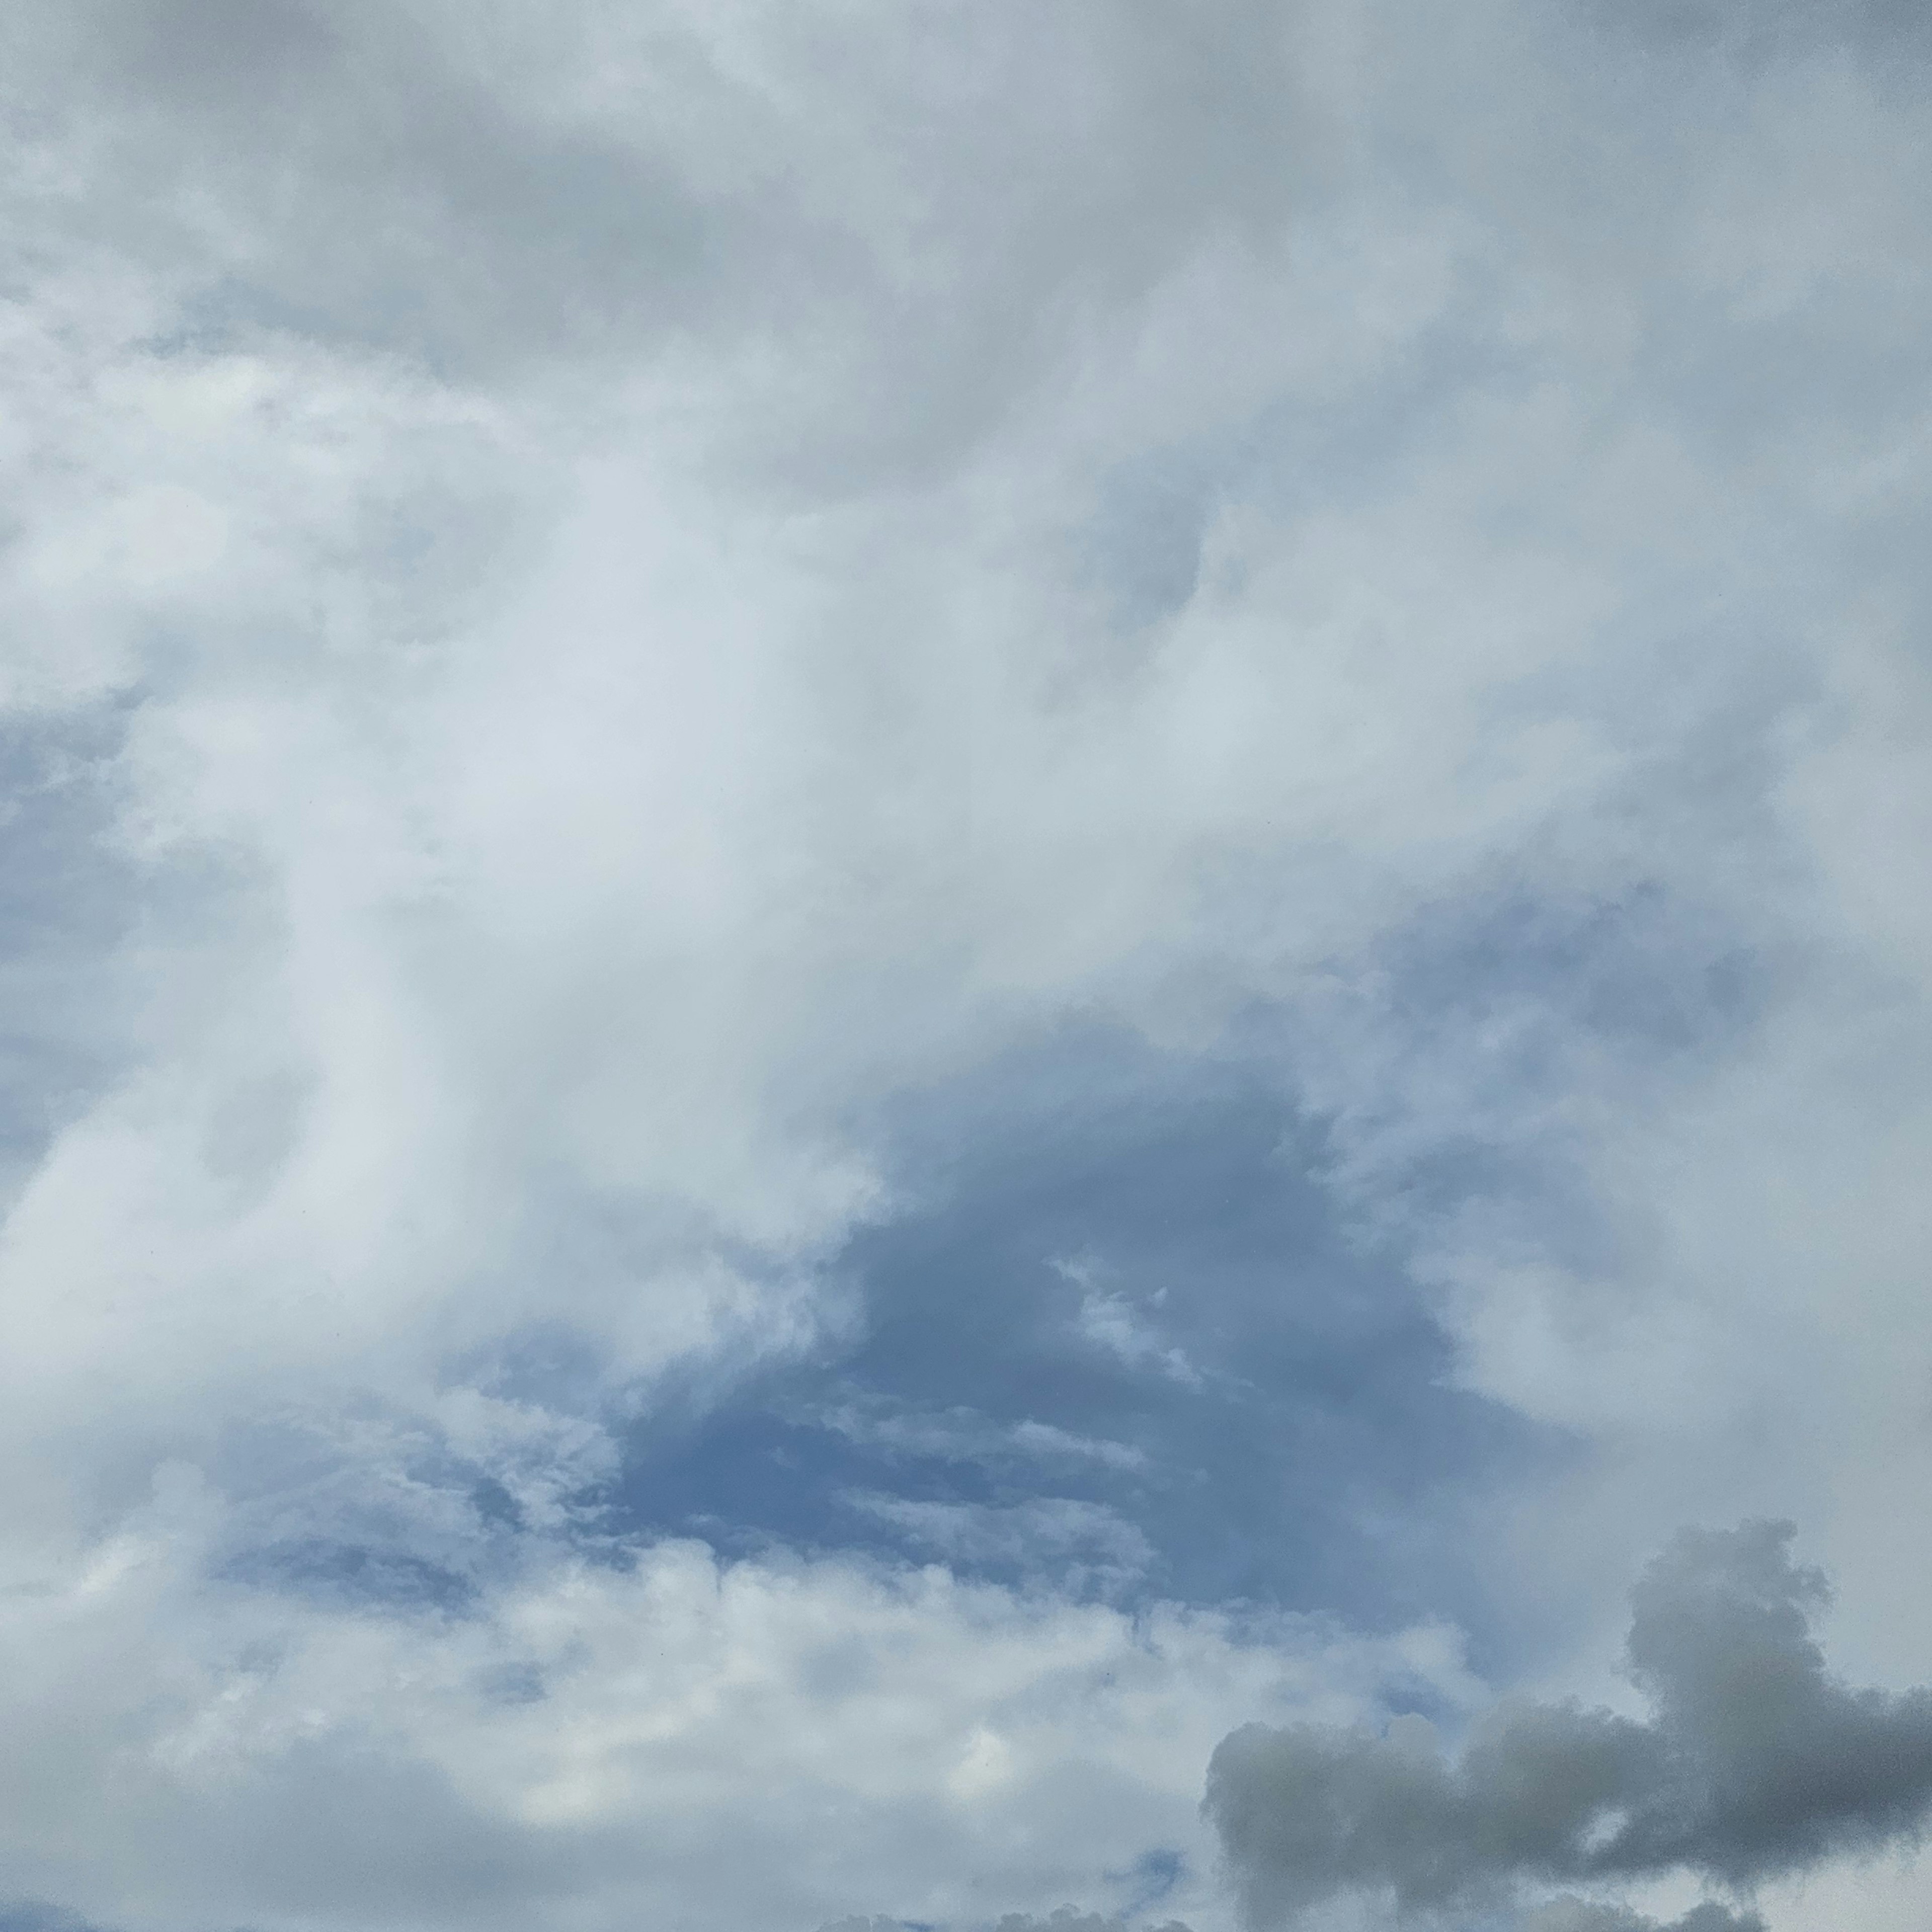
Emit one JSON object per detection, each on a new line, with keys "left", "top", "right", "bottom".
{"left": 818, "top": 1399, "right": 1148, "bottom": 1475}
{"left": 1058, "top": 1260, "right": 1203, "bottom": 1388}
{"left": 844, "top": 1493, "right": 1156, "bottom": 1586}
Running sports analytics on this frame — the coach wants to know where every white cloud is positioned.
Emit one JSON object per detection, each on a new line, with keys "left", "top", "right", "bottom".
{"left": 1073, "top": 1289, "right": 1203, "bottom": 1390}
{"left": 820, "top": 1401, "right": 1148, "bottom": 1475}
{"left": 844, "top": 1493, "right": 1156, "bottom": 1586}
{"left": 0, "top": 1470, "right": 1479, "bottom": 1932}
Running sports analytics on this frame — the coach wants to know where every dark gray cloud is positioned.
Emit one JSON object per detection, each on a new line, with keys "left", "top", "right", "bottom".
{"left": 992, "top": 1915, "right": 1192, "bottom": 1932}
{"left": 0, "top": 1906, "right": 106, "bottom": 1932}
{"left": 820, "top": 1917, "right": 1193, "bottom": 1932}
{"left": 1523, "top": 1903, "right": 1762, "bottom": 1932}
{"left": 1205, "top": 1521, "right": 1932, "bottom": 1925}
{"left": 1587, "top": 0, "right": 1932, "bottom": 67}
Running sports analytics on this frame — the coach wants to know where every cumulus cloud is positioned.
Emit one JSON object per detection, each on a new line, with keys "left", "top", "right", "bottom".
{"left": 1206, "top": 1522, "right": 1932, "bottom": 1926}
{"left": 0, "top": 1479, "right": 1475, "bottom": 1932}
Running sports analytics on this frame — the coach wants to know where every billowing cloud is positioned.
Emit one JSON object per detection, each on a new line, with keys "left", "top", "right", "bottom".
{"left": 1206, "top": 1522, "right": 1932, "bottom": 1925}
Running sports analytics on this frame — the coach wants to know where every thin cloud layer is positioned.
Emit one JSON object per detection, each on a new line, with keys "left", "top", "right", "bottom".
{"left": 1206, "top": 1523, "right": 1932, "bottom": 1925}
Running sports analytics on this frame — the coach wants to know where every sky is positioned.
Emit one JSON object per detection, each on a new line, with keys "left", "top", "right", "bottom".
{"left": 2, "top": 3, "right": 1931, "bottom": 1930}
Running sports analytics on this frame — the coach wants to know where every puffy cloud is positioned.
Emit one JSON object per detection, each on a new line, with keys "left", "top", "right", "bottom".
{"left": 0, "top": 1472, "right": 1477, "bottom": 1932}
{"left": 1205, "top": 1522, "right": 1932, "bottom": 1926}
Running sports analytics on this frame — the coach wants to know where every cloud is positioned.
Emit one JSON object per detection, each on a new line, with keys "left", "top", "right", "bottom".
{"left": 1075, "top": 1290, "right": 1203, "bottom": 1390}
{"left": 993, "top": 1914, "right": 1193, "bottom": 1932}
{"left": 817, "top": 1398, "right": 1148, "bottom": 1475}
{"left": 843, "top": 1493, "right": 1156, "bottom": 1589}
{"left": 1521, "top": 1903, "right": 1762, "bottom": 1932}
{"left": 819, "top": 1914, "right": 1196, "bottom": 1932}
{"left": 0, "top": 1478, "right": 1475, "bottom": 1932}
{"left": 1205, "top": 1522, "right": 1932, "bottom": 1926}
{"left": 5, "top": 1, "right": 1932, "bottom": 1928}
{"left": 0, "top": 1906, "right": 104, "bottom": 1932}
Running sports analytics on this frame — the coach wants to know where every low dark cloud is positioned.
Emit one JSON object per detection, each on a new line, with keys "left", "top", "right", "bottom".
{"left": 0, "top": 1906, "right": 108, "bottom": 1932}
{"left": 1523, "top": 1903, "right": 1762, "bottom": 1932}
{"left": 817, "top": 1916, "right": 1192, "bottom": 1932}
{"left": 1205, "top": 1521, "right": 1932, "bottom": 1925}
{"left": 993, "top": 1916, "right": 1191, "bottom": 1932}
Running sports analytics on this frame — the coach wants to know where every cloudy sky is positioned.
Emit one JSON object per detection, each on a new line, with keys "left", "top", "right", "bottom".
{"left": 4, "top": 4, "right": 1932, "bottom": 1930}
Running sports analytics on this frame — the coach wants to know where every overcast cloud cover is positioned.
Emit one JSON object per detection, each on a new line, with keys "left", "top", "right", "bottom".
{"left": 3, "top": 3, "right": 1932, "bottom": 1930}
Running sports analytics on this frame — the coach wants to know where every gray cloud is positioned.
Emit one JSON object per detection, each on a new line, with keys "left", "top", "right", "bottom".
{"left": 1522, "top": 1903, "right": 1762, "bottom": 1932}
{"left": 4, "top": 0, "right": 1317, "bottom": 489}
{"left": 816, "top": 1912, "right": 1193, "bottom": 1932}
{"left": 819, "top": 1918, "right": 1193, "bottom": 1932}
{"left": 1205, "top": 1521, "right": 1932, "bottom": 1925}
{"left": 0, "top": 1907, "right": 104, "bottom": 1932}
{"left": 992, "top": 1916, "right": 1192, "bottom": 1932}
